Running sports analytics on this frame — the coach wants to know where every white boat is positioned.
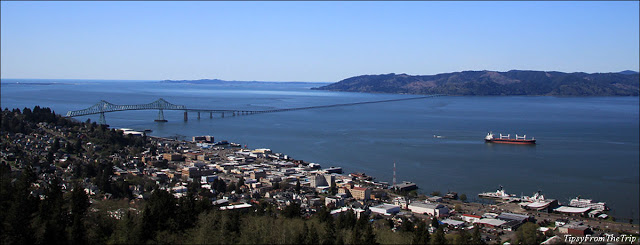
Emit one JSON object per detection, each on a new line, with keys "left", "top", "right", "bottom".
{"left": 520, "top": 190, "right": 545, "bottom": 202}
{"left": 478, "top": 186, "right": 516, "bottom": 200}
{"left": 569, "top": 196, "right": 608, "bottom": 211}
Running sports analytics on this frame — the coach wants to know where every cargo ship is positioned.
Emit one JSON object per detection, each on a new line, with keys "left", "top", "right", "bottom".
{"left": 484, "top": 132, "right": 535, "bottom": 145}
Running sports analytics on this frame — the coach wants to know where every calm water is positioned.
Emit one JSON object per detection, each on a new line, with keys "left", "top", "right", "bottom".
{"left": 2, "top": 79, "right": 639, "bottom": 221}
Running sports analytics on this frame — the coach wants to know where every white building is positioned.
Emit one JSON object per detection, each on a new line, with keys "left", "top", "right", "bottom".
{"left": 461, "top": 214, "right": 482, "bottom": 223}
{"left": 330, "top": 207, "right": 368, "bottom": 219}
{"left": 408, "top": 202, "right": 449, "bottom": 217}
{"left": 393, "top": 197, "right": 410, "bottom": 209}
{"left": 325, "top": 196, "right": 345, "bottom": 207}
{"left": 370, "top": 204, "right": 401, "bottom": 216}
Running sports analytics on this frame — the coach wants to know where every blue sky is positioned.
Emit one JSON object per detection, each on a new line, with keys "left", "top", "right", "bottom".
{"left": 1, "top": 1, "right": 638, "bottom": 82}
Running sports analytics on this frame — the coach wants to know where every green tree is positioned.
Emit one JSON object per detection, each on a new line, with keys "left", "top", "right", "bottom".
{"left": 190, "top": 210, "right": 222, "bottom": 244}
{"left": 455, "top": 204, "right": 463, "bottom": 213}
{"left": 295, "top": 222, "right": 309, "bottom": 245}
{"left": 330, "top": 179, "right": 337, "bottom": 195}
{"left": 110, "top": 211, "right": 140, "bottom": 244}
{"left": 412, "top": 220, "right": 430, "bottom": 245}
{"left": 38, "top": 177, "right": 68, "bottom": 244}
{"left": 322, "top": 218, "right": 337, "bottom": 245}
{"left": 513, "top": 222, "right": 544, "bottom": 245}
{"left": 470, "top": 225, "right": 484, "bottom": 245}
{"left": 453, "top": 228, "right": 471, "bottom": 245}
{"left": 350, "top": 225, "right": 363, "bottom": 245}
{"left": 431, "top": 227, "right": 447, "bottom": 245}
{"left": 362, "top": 223, "right": 378, "bottom": 245}
{"left": 459, "top": 193, "right": 467, "bottom": 202}
{"left": 295, "top": 179, "right": 301, "bottom": 194}
{"left": 315, "top": 204, "right": 332, "bottom": 223}
{"left": 283, "top": 201, "right": 302, "bottom": 218}
{"left": 140, "top": 189, "right": 177, "bottom": 242}
{"left": 307, "top": 223, "right": 320, "bottom": 245}
{"left": 431, "top": 217, "right": 439, "bottom": 229}
{"left": 222, "top": 210, "right": 241, "bottom": 243}
{"left": 70, "top": 182, "right": 90, "bottom": 245}
{"left": 400, "top": 217, "right": 415, "bottom": 232}
{"left": 4, "top": 167, "right": 38, "bottom": 244}
{"left": 431, "top": 191, "right": 441, "bottom": 197}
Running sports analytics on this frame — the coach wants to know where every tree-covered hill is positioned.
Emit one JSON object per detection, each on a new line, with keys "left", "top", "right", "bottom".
{"left": 312, "top": 70, "right": 640, "bottom": 96}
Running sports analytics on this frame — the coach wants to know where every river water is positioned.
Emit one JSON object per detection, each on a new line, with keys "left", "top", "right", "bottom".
{"left": 2, "top": 79, "right": 638, "bottom": 221}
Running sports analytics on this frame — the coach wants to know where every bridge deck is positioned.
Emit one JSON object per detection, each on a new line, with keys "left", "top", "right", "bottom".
{"left": 66, "top": 95, "right": 444, "bottom": 117}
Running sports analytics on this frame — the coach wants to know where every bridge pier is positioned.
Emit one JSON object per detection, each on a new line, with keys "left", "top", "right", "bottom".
{"left": 221, "top": 112, "right": 224, "bottom": 118}
{"left": 184, "top": 111, "right": 188, "bottom": 121}
{"left": 210, "top": 112, "right": 213, "bottom": 118}
{"left": 98, "top": 112, "right": 107, "bottom": 125}
{"left": 155, "top": 109, "right": 168, "bottom": 122}
{"left": 197, "top": 112, "right": 200, "bottom": 120}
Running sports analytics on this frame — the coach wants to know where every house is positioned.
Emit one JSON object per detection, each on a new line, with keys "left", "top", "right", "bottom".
{"left": 325, "top": 196, "right": 345, "bottom": 208}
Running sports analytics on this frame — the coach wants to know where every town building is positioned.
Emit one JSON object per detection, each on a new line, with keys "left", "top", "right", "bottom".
{"left": 349, "top": 186, "right": 371, "bottom": 201}
{"left": 370, "top": 204, "right": 401, "bottom": 216}
{"left": 408, "top": 202, "right": 449, "bottom": 217}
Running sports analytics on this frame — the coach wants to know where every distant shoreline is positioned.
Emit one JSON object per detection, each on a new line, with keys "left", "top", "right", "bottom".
{"left": 313, "top": 70, "right": 640, "bottom": 96}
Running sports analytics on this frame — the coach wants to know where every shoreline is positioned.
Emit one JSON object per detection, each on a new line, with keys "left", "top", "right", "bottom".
{"left": 147, "top": 132, "right": 639, "bottom": 229}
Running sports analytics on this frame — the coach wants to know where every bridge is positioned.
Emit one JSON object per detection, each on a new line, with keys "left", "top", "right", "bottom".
{"left": 66, "top": 95, "right": 444, "bottom": 125}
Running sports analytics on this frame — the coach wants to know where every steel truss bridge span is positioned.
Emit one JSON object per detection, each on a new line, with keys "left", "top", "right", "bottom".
{"left": 65, "top": 98, "right": 186, "bottom": 117}
{"left": 66, "top": 95, "right": 444, "bottom": 124}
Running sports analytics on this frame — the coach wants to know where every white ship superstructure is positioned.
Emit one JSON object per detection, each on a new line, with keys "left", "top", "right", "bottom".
{"left": 478, "top": 186, "right": 516, "bottom": 200}
{"left": 569, "top": 197, "right": 608, "bottom": 211}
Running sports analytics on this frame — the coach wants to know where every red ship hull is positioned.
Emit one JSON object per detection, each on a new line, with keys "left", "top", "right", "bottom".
{"left": 485, "top": 139, "right": 536, "bottom": 145}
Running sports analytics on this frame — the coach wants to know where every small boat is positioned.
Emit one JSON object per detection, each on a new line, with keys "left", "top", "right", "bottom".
{"left": 433, "top": 135, "right": 445, "bottom": 139}
{"left": 143, "top": 129, "right": 153, "bottom": 133}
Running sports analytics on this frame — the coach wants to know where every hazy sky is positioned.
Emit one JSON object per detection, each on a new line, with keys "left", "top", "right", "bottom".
{"left": 1, "top": 1, "right": 638, "bottom": 82}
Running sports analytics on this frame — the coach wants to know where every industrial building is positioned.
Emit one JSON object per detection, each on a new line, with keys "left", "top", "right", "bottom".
{"left": 408, "top": 202, "right": 449, "bottom": 217}
{"left": 370, "top": 204, "right": 401, "bottom": 216}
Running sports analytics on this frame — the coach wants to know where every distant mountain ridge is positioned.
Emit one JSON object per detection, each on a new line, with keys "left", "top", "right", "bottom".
{"left": 313, "top": 70, "right": 639, "bottom": 96}
{"left": 161, "top": 79, "right": 325, "bottom": 85}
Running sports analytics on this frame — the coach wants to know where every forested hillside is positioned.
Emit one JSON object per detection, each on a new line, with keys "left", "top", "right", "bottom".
{"left": 313, "top": 70, "right": 639, "bottom": 96}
